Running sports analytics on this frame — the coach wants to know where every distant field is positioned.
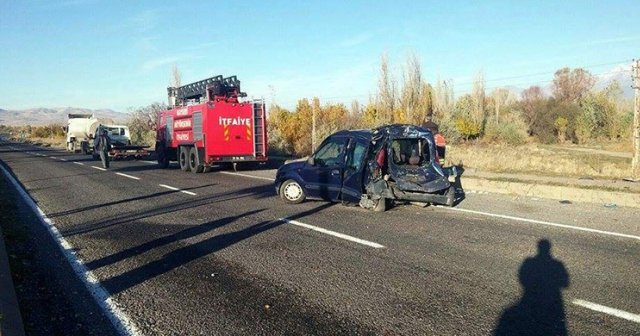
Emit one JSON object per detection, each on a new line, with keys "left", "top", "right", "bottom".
{"left": 447, "top": 143, "right": 634, "bottom": 179}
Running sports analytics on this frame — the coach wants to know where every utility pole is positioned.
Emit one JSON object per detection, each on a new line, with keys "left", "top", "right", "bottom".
{"left": 632, "top": 59, "right": 640, "bottom": 178}
{"left": 311, "top": 100, "right": 317, "bottom": 153}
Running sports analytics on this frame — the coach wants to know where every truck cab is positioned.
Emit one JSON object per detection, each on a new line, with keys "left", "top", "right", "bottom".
{"left": 275, "top": 124, "right": 456, "bottom": 211}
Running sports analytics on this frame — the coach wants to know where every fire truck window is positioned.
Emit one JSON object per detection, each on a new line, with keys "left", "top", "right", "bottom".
{"left": 314, "top": 139, "right": 345, "bottom": 167}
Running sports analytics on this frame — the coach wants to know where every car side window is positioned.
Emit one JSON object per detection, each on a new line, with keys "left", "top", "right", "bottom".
{"left": 346, "top": 140, "right": 368, "bottom": 171}
{"left": 314, "top": 138, "right": 346, "bottom": 167}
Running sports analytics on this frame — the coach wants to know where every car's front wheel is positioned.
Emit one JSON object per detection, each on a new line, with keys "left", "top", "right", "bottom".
{"left": 280, "top": 179, "right": 306, "bottom": 204}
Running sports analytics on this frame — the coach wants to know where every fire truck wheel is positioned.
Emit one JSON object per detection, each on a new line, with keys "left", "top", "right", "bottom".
{"left": 188, "top": 147, "right": 204, "bottom": 173}
{"left": 179, "top": 147, "right": 189, "bottom": 171}
{"left": 280, "top": 179, "right": 306, "bottom": 204}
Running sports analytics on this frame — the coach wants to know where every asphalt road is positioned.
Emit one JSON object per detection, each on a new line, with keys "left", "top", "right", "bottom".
{"left": 1, "top": 140, "right": 639, "bottom": 336}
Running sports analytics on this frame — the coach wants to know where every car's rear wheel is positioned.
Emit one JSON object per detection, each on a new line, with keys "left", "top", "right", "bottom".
{"left": 373, "top": 197, "right": 388, "bottom": 212}
{"left": 280, "top": 179, "right": 305, "bottom": 204}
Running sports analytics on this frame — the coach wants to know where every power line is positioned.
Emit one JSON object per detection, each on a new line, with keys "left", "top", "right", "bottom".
{"left": 270, "top": 59, "right": 634, "bottom": 105}
{"left": 452, "top": 59, "right": 633, "bottom": 87}
{"left": 453, "top": 68, "right": 632, "bottom": 95}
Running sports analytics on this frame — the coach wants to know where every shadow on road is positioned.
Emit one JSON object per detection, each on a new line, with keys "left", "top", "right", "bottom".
{"left": 101, "top": 203, "right": 334, "bottom": 295}
{"left": 86, "top": 208, "right": 266, "bottom": 270}
{"left": 493, "top": 239, "right": 570, "bottom": 336}
{"left": 48, "top": 184, "right": 217, "bottom": 218}
{"left": 60, "top": 183, "right": 276, "bottom": 236}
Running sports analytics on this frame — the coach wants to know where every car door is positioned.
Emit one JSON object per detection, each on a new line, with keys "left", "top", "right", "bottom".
{"left": 299, "top": 136, "right": 347, "bottom": 201}
{"left": 341, "top": 137, "right": 369, "bottom": 203}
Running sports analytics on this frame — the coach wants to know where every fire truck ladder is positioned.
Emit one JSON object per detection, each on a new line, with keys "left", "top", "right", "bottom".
{"left": 253, "top": 101, "right": 265, "bottom": 157}
{"left": 169, "top": 75, "right": 248, "bottom": 106}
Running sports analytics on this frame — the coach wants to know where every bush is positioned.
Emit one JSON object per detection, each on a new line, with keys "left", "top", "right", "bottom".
{"left": 483, "top": 117, "right": 527, "bottom": 146}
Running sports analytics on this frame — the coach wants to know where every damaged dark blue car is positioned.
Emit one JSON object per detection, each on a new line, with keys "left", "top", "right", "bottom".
{"left": 275, "top": 124, "right": 458, "bottom": 211}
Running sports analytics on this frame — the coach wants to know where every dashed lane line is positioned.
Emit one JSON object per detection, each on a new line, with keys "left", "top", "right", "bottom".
{"left": 573, "top": 299, "right": 640, "bottom": 323}
{"left": 279, "top": 218, "right": 385, "bottom": 249}
{"left": 220, "top": 171, "right": 276, "bottom": 181}
{"left": 438, "top": 206, "right": 640, "bottom": 241}
{"left": 115, "top": 172, "right": 141, "bottom": 180}
{"left": 73, "top": 162, "right": 85, "bottom": 166}
{"left": 91, "top": 166, "right": 107, "bottom": 171}
{"left": 158, "top": 184, "right": 197, "bottom": 196}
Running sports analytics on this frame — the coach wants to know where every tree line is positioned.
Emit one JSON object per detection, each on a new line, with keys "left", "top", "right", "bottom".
{"left": 267, "top": 55, "right": 633, "bottom": 156}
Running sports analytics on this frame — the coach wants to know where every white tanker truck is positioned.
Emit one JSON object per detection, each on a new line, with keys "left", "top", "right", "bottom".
{"left": 65, "top": 114, "right": 148, "bottom": 159}
{"left": 65, "top": 113, "right": 100, "bottom": 154}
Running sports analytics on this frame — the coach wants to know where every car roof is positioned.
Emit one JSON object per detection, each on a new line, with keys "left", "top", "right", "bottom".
{"left": 331, "top": 129, "right": 373, "bottom": 140}
{"left": 330, "top": 124, "right": 433, "bottom": 140}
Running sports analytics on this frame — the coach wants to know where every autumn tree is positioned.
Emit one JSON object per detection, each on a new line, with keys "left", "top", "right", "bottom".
{"left": 471, "top": 71, "right": 487, "bottom": 129}
{"left": 552, "top": 67, "right": 595, "bottom": 103}
{"left": 128, "top": 102, "right": 166, "bottom": 146}
{"left": 490, "top": 87, "right": 513, "bottom": 123}
{"left": 432, "top": 79, "right": 454, "bottom": 122}
{"left": 520, "top": 86, "right": 546, "bottom": 135}
{"left": 376, "top": 53, "right": 396, "bottom": 125}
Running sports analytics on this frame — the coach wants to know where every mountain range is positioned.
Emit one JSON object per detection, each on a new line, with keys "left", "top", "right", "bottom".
{"left": 0, "top": 107, "right": 128, "bottom": 126}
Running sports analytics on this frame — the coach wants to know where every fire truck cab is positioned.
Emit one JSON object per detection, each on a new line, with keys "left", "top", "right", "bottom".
{"left": 156, "top": 75, "right": 267, "bottom": 173}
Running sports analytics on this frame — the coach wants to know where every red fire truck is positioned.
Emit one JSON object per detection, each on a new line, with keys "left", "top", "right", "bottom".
{"left": 156, "top": 75, "right": 267, "bottom": 172}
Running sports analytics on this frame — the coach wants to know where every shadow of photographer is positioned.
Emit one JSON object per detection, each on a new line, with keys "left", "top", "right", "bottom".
{"left": 493, "top": 239, "right": 570, "bottom": 336}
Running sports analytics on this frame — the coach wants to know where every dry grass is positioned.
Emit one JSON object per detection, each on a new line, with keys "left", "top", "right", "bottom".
{"left": 447, "top": 143, "right": 634, "bottom": 179}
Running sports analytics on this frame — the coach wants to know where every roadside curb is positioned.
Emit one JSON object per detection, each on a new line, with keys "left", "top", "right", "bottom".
{"left": 462, "top": 176, "right": 640, "bottom": 208}
{"left": 0, "top": 224, "right": 26, "bottom": 336}
{"left": 0, "top": 159, "right": 140, "bottom": 336}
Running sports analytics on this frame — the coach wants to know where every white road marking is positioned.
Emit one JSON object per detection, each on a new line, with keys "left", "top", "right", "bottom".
{"left": 91, "top": 166, "right": 107, "bottom": 171}
{"left": 49, "top": 156, "right": 56, "bottom": 159}
{"left": 73, "top": 162, "right": 85, "bottom": 166}
{"left": 439, "top": 206, "right": 640, "bottom": 241}
{"left": 142, "top": 160, "right": 156, "bottom": 164}
{"left": 158, "top": 184, "right": 197, "bottom": 196}
{"left": 573, "top": 299, "right": 640, "bottom": 323}
{"left": 0, "top": 163, "right": 141, "bottom": 335}
{"left": 220, "top": 171, "right": 275, "bottom": 181}
{"left": 279, "top": 218, "right": 385, "bottom": 248}
{"left": 221, "top": 171, "right": 639, "bottom": 241}
{"left": 115, "top": 172, "right": 140, "bottom": 180}
{"left": 58, "top": 158, "right": 68, "bottom": 161}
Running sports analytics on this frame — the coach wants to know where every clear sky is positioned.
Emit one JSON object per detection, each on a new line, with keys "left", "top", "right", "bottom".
{"left": 1, "top": 0, "right": 638, "bottom": 112}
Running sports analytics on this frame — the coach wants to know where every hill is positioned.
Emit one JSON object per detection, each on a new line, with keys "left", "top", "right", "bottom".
{"left": 0, "top": 107, "right": 128, "bottom": 126}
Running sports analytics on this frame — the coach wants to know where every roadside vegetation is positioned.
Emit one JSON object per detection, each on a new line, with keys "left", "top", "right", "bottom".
{"left": 0, "top": 124, "right": 66, "bottom": 148}
{"left": 1, "top": 55, "right": 635, "bottom": 178}
{"left": 265, "top": 54, "right": 635, "bottom": 178}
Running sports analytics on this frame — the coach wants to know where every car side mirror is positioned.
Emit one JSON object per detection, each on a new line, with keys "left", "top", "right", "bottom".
{"left": 307, "top": 157, "right": 315, "bottom": 166}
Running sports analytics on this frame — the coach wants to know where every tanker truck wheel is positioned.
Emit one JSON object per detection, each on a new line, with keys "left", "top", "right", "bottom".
{"left": 188, "top": 147, "right": 204, "bottom": 173}
{"left": 179, "top": 147, "right": 189, "bottom": 171}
